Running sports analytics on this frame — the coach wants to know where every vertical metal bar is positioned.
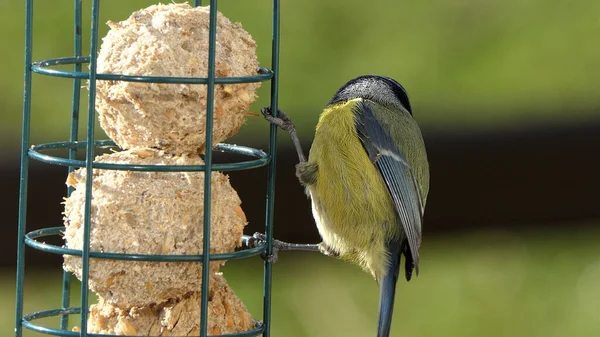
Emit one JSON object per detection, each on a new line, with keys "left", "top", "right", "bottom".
{"left": 69, "top": 1, "right": 83, "bottom": 216}
{"left": 194, "top": 0, "right": 202, "bottom": 7}
{"left": 60, "top": 0, "right": 83, "bottom": 330}
{"left": 200, "top": 0, "right": 218, "bottom": 336}
{"left": 262, "top": 0, "right": 280, "bottom": 336}
{"left": 80, "top": 0, "right": 101, "bottom": 335}
{"left": 14, "top": 1, "right": 34, "bottom": 336}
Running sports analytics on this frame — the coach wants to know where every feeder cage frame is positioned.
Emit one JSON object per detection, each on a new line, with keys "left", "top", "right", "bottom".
{"left": 14, "top": 0, "right": 281, "bottom": 336}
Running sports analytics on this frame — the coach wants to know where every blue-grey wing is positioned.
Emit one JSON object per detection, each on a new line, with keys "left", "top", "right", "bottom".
{"left": 353, "top": 100, "right": 424, "bottom": 275}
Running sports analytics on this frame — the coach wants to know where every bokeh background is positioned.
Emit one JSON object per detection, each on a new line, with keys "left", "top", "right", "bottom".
{"left": 2, "top": 0, "right": 600, "bottom": 336}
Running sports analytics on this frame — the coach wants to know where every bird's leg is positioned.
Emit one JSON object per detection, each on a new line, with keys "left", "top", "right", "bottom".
{"left": 261, "top": 107, "right": 307, "bottom": 163}
{"left": 258, "top": 108, "right": 323, "bottom": 260}
{"left": 246, "top": 232, "right": 320, "bottom": 263}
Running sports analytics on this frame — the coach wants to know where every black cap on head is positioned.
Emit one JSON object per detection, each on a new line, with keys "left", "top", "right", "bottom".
{"left": 328, "top": 75, "right": 412, "bottom": 114}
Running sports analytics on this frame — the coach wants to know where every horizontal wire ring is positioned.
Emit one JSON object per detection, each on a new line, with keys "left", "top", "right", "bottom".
{"left": 28, "top": 140, "right": 270, "bottom": 172}
{"left": 22, "top": 307, "right": 265, "bottom": 337}
{"left": 31, "top": 56, "right": 273, "bottom": 84}
{"left": 25, "top": 227, "right": 266, "bottom": 262}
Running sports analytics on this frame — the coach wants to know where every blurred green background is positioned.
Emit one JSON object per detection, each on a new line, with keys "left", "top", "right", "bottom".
{"left": 3, "top": 0, "right": 600, "bottom": 147}
{"left": 3, "top": 0, "right": 600, "bottom": 336}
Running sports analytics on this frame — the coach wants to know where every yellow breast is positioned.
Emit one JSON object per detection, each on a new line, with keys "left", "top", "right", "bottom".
{"left": 307, "top": 99, "right": 399, "bottom": 279}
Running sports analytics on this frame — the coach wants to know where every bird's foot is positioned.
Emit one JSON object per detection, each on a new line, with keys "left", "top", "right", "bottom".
{"left": 247, "top": 232, "right": 279, "bottom": 263}
{"left": 247, "top": 232, "right": 321, "bottom": 263}
{"left": 261, "top": 107, "right": 296, "bottom": 133}
{"left": 261, "top": 107, "right": 307, "bottom": 163}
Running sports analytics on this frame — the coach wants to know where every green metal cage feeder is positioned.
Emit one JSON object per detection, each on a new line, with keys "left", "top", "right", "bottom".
{"left": 14, "top": 0, "right": 281, "bottom": 336}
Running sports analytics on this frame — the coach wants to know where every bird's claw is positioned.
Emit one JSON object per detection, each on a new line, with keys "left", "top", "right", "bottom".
{"left": 261, "top": 107, "right": 295, "bottom": 132}
{"left": 248, "top": 232, "right": 280, "bottom": 263}
{"left": 247, "top": 232, "right": 266, "bottom": 248}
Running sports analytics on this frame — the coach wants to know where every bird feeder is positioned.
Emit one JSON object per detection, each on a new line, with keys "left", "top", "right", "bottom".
{"left": 14, "top": 1, "right": 281, "bottom": 336}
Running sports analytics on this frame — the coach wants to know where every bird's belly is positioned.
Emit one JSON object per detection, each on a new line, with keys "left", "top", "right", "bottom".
{"left": 308, "top": 185, "right": 395, "bottom": 279}
{"left": 308, "top": 192, "right": 338, "bottom": 249}
{"left": 307, "top": 163, "right": 397, "bottom": 259}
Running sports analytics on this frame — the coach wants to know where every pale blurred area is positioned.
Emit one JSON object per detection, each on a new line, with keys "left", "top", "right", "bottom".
{"left": 2, "top": 1, "right": 600, "bottom": 336}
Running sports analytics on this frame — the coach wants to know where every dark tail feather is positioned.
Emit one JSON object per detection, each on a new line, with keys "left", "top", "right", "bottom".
{"left": 404, "top": 241, "right": 414, "bottom": 281}
{"left": 377, "top": 242, "right": 403, "bottom": 337}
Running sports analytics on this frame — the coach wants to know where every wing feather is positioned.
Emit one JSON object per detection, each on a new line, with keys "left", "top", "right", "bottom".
{"left": 354, "top": 100, "right": 424, "bottom": 273}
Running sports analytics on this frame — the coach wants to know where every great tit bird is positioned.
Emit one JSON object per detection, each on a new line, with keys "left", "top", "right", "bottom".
{"left": 261, "top": 75, "right": 429, "bottom": 337}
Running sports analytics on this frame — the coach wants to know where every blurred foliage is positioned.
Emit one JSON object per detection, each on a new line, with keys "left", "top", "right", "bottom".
{"left": 4, "top": 227, "right": 600, "bottom": 337}
{"left": 2, "top": 0, "right": 600, "bottom": 149}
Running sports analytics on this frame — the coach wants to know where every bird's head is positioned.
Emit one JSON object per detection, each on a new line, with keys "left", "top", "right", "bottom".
{"left": 328, "top": 75, "right": 412, "bottom": 115}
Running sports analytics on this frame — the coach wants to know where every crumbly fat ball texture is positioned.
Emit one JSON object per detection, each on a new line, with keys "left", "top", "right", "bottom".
{"left": 96, "top": 3, "right": 260, "bottom": 154}
{"left": 86, "top": 274, "right": 256, "bottom": 336}
{"left": 62, "top": 148, "right": 247, "bottom": 308}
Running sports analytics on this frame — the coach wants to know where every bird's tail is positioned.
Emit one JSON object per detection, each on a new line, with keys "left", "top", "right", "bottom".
{"left": 377, "top": 242, "right": 403, "bottom": 337}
